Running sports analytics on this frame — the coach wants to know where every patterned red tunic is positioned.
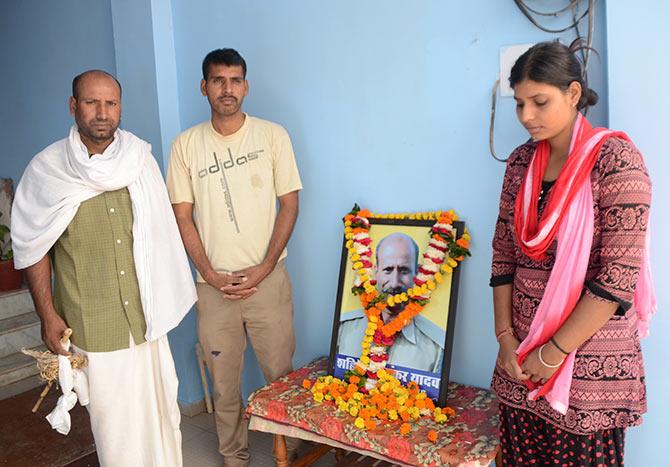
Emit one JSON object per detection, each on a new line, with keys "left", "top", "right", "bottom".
{"left": 490, "top": 137, "right": 651, "bottom": 435}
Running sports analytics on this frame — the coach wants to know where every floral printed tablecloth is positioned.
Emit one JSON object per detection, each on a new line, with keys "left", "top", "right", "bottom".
{"left": 246, "top": 358, "right": 500, "bottom": 466}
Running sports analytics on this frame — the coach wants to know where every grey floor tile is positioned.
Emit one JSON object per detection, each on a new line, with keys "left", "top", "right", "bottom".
{"left": 182, "top": 412, "right": 217, "bottom": 433}
{"left": 182, "top": 431, "right": 221, "bottom": 467}
{"left": 180, "top": 421, "right": 205, "bottom": 443}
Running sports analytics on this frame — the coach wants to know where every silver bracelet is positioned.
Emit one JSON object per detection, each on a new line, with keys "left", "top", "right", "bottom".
{"left": 538, "top": 344, "right": 564, "bottom": 368}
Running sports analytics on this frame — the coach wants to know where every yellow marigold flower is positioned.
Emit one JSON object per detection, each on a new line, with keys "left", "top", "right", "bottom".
{"left": 353, "top": 262, "right": 363, "bottom": 270}
{"left": 313, "top": 392, "right": 324, "bottom": 402}
{"left": 394, "top": 294, "right": 403, "bottom": 305}
{"left": 359, "top": 274, "right": 369, "bottom": 282}
{"left": 388, "top": 409, "right": 398, "bottom": 421}
{"left": 369, "top": 316, "right": 378, "bottom": 323}
{"left": 363, "top": 335, "right": 373, "bottom": 343}
{"left": 354, "top": 417, "right": 366, "bottom": 429}
{"left": 397, "top": 396, "right": 406, "bottom": 406}
{"left": 352, "top": 392, "right": 363, "bottom": 401}
{"left": 409, "top": 214, "right": 416, "bottom": 220}
{"left": 351, "top": 253, "right": 360, "bottom": 261}
{"left": 345, "top": 220, "right": 352, "bottom": 226}
{"left": 344, "top": 227, "right": 352, "bottom": 234}
{"left": 325, "top": 394, "right": 333, "bottom": 401}
{"left": 407, "top": 288, "right": 415, "bottom": 297}
{"left": 380, "top": 382, "right": 390, "bottom": 393}
{"left": 346, "top": 240, "right": 354, "bottom": 248}
{"left": 364, "top": 328, "right": 375, "bottom": 336}
{"left": 324, "top": 376, "right": 333, "bottom": 384}
{"left": 361, "top": 342, "right": 371, "bottom": 350}
{"left": 441, "top": 264, "right": 453, "bottom": 273}
{"left": 345, "top": 233, "right": 353, "bottom": 240}
{"left": 447, "top": 258, "right": 458, "bottom": 268}
{"left": 349, "top": 406, "right": 359, "bottom": 417}
{"left": 376, "top": 369, "right": 387, "bottom": 379}
{"left": 427, "top": 280, "right": 436, "bottom": 290}
{"left": 387, "top": 296, "right": 395, "bottom": 307}
{"left": 434, "top": 272, "right": 443, "bottom": 283}
{"left": 360, "top": 355, "right": 370, "bottom": 365}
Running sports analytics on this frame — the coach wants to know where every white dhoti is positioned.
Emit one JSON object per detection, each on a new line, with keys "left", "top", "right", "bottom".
{"left": 76, "top": 335, "right": 182, "bottom": 467}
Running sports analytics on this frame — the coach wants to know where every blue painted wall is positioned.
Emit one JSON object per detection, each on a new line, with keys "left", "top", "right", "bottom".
{"left": 607, "top": 3, "right": 670, "bottom": 465}
{"left": 0, "top": 0, "right": 117, "bottom": 187}
{"left": 169, "top": 0, "right": 609, "bottom": 403}
{"left": 4, "top": 2, "right": 666, "bottom": 463}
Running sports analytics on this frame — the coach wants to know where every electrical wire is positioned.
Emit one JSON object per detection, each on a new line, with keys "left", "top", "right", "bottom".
{"left": 520, "top": 0, "right": 580, "bottom": 17}
{"left": 513, "top": 0, "right": 589, "bottom": 33}
{"left": 488, "top": 79, "right": 508, "bottom": 163}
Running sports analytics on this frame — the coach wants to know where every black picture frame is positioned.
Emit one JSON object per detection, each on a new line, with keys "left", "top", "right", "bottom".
{"left": 327, "top": 217, "right": 464, "bottom": 407}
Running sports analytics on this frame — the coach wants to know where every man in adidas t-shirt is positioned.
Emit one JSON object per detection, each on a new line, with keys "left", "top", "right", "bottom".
{"left": 167, "top": 48, "right": 302, "bottom": 467}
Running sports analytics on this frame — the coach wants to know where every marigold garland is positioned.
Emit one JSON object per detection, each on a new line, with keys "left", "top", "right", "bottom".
{"left": 305, "top": 370, "right": 456, "bottom": 435}
{"left": 343, "top": 204, "right": 470, "bottom": 390}
{"left": 304, "top": 205, "right": 470, "bottom": 437}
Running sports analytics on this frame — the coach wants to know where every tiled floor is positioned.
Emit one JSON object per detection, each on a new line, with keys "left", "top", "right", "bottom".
{"left": 181, "top": 412, "right": 338, "bottom": 467}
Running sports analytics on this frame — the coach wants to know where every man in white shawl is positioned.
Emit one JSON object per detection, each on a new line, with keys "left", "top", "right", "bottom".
{"left": 11, "top": 70, "right": 196, "bottom": 467}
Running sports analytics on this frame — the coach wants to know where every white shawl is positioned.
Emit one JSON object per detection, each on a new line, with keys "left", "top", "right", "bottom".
{"left": 11, "top": 126, "right": 196, "bottom": 341}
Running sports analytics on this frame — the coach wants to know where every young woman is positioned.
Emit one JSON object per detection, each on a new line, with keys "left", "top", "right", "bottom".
{"left": 490, "top": 41, "right": 655, "bottom": 466}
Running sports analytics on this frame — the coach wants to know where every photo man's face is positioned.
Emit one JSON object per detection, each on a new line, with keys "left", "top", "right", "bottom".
{"left": 374, "top": 234, "right": 418, "bottom": 308}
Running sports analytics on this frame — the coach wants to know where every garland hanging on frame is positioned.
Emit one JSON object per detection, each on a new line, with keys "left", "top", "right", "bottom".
{"left": 305, "top": 205, "right": 471, "bottom": 438}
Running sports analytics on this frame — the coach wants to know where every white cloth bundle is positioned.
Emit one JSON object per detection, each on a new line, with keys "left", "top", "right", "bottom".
{"left": 45, "top": 341, "right": 89, "bottom": 435}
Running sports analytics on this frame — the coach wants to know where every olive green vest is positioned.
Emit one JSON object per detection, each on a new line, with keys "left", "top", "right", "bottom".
{"left": 52, "top": 188, "right": 146, "bottom": 352}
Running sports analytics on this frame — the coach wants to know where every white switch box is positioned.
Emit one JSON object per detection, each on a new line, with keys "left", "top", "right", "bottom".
{"left": 499, "top": 43, "right": 535, "bottom": 97}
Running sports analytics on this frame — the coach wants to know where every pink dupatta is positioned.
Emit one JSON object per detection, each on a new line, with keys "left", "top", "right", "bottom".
{"left": 514, "top": 114, "right": 656, "bottom": 414}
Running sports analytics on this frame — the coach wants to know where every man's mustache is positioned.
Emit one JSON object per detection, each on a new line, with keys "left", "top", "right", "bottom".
{"left": 382, "top": 286, "right": 407, "bottom": 295}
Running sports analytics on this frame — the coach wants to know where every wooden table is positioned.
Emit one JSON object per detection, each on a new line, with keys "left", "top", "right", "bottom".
{"left": 247, "top": 358, "right": 500, "bottom": 466}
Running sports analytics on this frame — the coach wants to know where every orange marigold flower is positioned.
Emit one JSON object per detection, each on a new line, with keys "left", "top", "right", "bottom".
{"left": 400, "top": 423, "right": 411, "bottom": 435}
{"left": 400, "top": 411, "right": 411, "bottom": 422}
{"left": 349, "top": 375, "right": 361, "bottom": 385}
{"left": 427, "top": 430, "right": 438, "bottom": 442}
{"left": 302, "top": 379, "right": 312, "bottom": 390}
{"left": 365, "top": 420, "right": 377, "bottom": 430}
{"left": 456, "top": 237, "right": 470, "bottom": 248}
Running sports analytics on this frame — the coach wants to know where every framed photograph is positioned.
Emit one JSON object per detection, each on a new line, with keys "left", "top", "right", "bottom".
{"left": 328, "top": 217, "right": 465, "bottom": 406}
